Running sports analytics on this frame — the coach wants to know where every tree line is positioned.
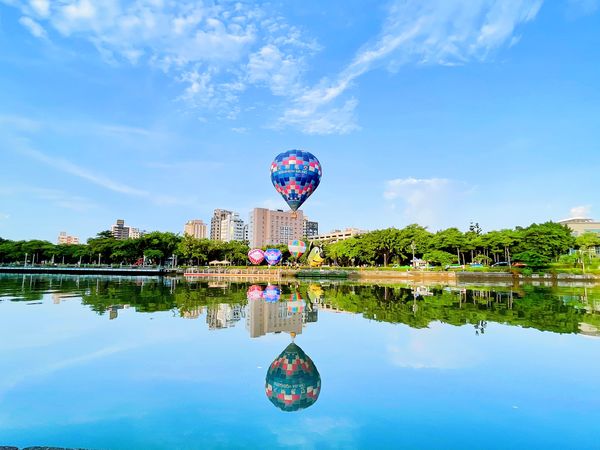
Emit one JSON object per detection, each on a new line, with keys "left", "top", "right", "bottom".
{"left": 1, "top": 221, "right": 598, "bottom": 268}
{"left": 324, "top": 222, "right": 593, "bottom": 268}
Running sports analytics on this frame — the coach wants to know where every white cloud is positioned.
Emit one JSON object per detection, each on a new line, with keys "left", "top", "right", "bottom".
{"left": 4, "top": 0, "right": 543, "bottom": 134}
{"left": 384, "top": 177, "right": 470, "bottom": 228}
{"left": 387, "top": 322, "right": 482, "bottom": 369}
{"left": 278, "top": 0, "right": 543, "bottom": 134}
{"left": 4, "top": 0, "right": 314, "bottom": 118}
{"left": 18, "top": 15, "right": 47, "bottom": 38}
{"left": 0, "top": 186, "right": 94, "bottom": 212}
{"left": 246, "top": 44, "right": 304, "bottom": 96}
{"left": 20, "top": 147, "right": 148, "bottom": 196}
{"left": 0, "top": 114, "right": 42, "bottom": 132}
{"left": 569, "top": 205, "right": 592, "bottom": 218}
{"left": 30, "top": 0, "right": 50, "bottom": 17}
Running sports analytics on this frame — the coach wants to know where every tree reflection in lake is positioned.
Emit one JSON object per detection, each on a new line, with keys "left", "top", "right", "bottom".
{"left": 0, "top": 274, "right": 599, "bottom": 336}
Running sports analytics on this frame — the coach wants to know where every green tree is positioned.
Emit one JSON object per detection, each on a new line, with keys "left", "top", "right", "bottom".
{"left": 423, "top": 250, "right": 457, "bottom": 267}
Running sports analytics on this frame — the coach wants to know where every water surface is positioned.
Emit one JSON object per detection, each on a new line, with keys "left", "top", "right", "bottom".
{"left": 1, "top": 275, "right": 599, "bottom": 449}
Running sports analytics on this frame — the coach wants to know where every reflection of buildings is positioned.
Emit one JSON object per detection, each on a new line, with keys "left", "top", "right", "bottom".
{"left": 182, "top": 306, "right": 206, "bottom": 319}
{"left": 206, "top": 304, "right": 245, "bottom": 330}
{"left": 52, "top": 292, "right": 80, "bottom": 304}
{"left": 246, "top": 299, "right": 318, "bottom": 338}
{"left": 579, "top": 322, "right": 600, "bottom": 337}
{"left": 108, "top": 304, "right": 129, "bottom": 320}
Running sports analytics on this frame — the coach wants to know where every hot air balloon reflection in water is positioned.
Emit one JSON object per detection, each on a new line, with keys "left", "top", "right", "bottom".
{"left": 264, "top": 285, "right": 281, "bottom": 303}
{"left": 246, "top": 285, "right": 264, "bottom": 301}
{"left": 265, "top": 342, "right": 321, "bottom": 412}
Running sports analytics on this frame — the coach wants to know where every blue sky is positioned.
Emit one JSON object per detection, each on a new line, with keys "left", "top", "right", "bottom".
{"left": 0, "top": 0, "right": 599, "bottom": 242}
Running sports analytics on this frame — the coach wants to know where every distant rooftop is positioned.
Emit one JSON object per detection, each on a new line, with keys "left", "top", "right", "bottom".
{"left": 558, "top": 217, "right": 597, "bottom": 224}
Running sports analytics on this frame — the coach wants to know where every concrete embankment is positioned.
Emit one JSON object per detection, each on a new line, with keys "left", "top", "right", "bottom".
{"left": 351, "top": 270, "right": 457, "bottom": 284}
{"left": 0, "top": 266, "right": 176, "bottom": 276}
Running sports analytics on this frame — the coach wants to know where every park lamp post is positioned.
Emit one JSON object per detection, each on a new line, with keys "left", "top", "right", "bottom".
{"left": 24, "top": 252, "right": 28, "bottom": 267}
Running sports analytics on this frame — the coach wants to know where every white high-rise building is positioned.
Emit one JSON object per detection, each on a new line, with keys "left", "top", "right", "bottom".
{"left": 220, "top": 213, "right": 245, "bottom": 242}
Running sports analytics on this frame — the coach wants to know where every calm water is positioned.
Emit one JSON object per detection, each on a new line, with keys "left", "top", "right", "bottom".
{"left": 1, "top": 274, "right": 599, "bottom": 450}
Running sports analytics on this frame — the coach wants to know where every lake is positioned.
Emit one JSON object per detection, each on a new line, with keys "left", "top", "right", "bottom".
{"left": 1, "top": 275, "right": 599, "bottom": 449}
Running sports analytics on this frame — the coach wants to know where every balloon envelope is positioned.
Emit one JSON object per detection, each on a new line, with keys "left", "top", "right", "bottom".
{"left": 264, "top": 285, "right": 281, "bottom": 303}
{"left": 288, "top": 240, "right": 307, "bottom": 258}
{"left": 271, "top": 150, "right": 322, "bottom": 212}
{"left": 264, "top": 248, "right": 282, "bottom": 266}
{"left": 265, "top": 343, "right": 321, "bottom": 412}
{"left": 248, "top": 249, "right": 265, "bottom": 265}
{"left": 247, "top": 285, "right": 264, "bottom": 301}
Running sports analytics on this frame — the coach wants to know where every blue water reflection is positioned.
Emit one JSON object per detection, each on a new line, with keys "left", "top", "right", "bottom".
{"left": 0, "top": 275, "right": 599, "bottom": 449}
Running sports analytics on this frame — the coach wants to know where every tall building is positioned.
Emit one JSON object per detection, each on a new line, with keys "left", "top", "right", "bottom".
{"left": 57, "top": 231, "right": 79, "bottom": 245}
{"left": 558, "top": 218, "right": 600, "bottom": 236}
{"left": 303, "top": 218, "right": 319, "bottom": 239}
{"left": 111, "top": 219, "right": 130, "bottom": 240}
{"left": 184, "top": 220, "right": 208, "bottom": 239}
{"left": 128, "top": 227, "right": 143, "bottom": 239}
{"left": 243, "top": 223, "right": 249, "bottom": 242}
{"left": 249, "top": 208, "right": 305, "bottom": 248}
{"left": 111, "top": 219, "right": 144, "bottom": 240}
{"left": 210, "top": 209, "right": 232, "bottom": 240}
{"left": 309, "top": 228, "right": 367, "bottom": 243}
{"left": 220, "top": 213, "right": 245, "bottom": 242}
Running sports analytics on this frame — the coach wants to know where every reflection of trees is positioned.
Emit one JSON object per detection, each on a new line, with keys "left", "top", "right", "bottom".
{"left": 1, "top": 276, "right": 600, "bottom": 334}
{"left": 320, "top": 284, "right": 600, "bottom": 334}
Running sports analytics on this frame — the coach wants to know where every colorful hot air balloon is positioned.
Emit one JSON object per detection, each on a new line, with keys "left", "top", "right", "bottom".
{"left": 264, "top": 285, "right": 281, "bottom": 303}
{"left": 288, "top": 240, "right": 307, "bottom": 258}
{"left": 265, "top": 342, "right": 321, "bottom": 412}
{"left": 264, "top": 248, "right": 282, "bottom": 266}
{"left": 287, "top": 293, "right": 306, "bottom": 314}
{"left": 271, "top": 150, "right": 322, "bottom": 213}
{"left": 248, "top": 248, "right": 265, "bottom": 265}
{"left": 247, "top": 285, "right": 264, "bottom": 301}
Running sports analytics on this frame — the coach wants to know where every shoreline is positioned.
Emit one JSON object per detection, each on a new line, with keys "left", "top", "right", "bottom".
{"left": 1, "top": 266, "right": 599, "bottom": 285}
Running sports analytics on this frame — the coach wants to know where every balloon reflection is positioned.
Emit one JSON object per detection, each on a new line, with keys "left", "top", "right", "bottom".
{"left": 246, "top": 285, "right": 264, "bottom": 301}
{"left": 264, "top": 284, "right": 281, "bottom": 302}
{"left": 265, "top": 342, "right": 321, "bottom": 412}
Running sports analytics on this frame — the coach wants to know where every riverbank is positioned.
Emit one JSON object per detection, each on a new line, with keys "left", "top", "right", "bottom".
{"left": 3, "top": 266, "right": 599, "bottom": 286}
{"left": 0, "top": 266, "right": 177, "bottom": 276}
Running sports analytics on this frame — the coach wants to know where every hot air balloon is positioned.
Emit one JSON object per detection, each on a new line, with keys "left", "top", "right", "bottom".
{"left": 248, "top": 248, "right": 265, "bottom": 265}
{"left": 264, "top": 248, "right": 282, "bottom": 266}
{"left": 287, "top": 292, "right": 306, "bottom": 314}
{"left": 264, "top": 285, "right": 281, "bottom": 303}
{"left": 247, "top": 285, "right": 264, "bottom": 301}
{"left": 288, "top": 240, "right": 307, "bottom": 259}
{"left": 265, "top": 342, "right": 321, "bottom": 412}
{"left": 270, "top": 150, "right": 322, "bottom": 215}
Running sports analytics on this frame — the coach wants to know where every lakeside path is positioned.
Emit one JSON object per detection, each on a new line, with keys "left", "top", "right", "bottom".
{"left": 2, "top": 266, "right": 599, "bottom": 286}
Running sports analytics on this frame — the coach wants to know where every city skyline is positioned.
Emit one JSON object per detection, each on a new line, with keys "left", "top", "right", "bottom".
{"left": 1, "top": 1, "right": 599, "bottom": 242}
